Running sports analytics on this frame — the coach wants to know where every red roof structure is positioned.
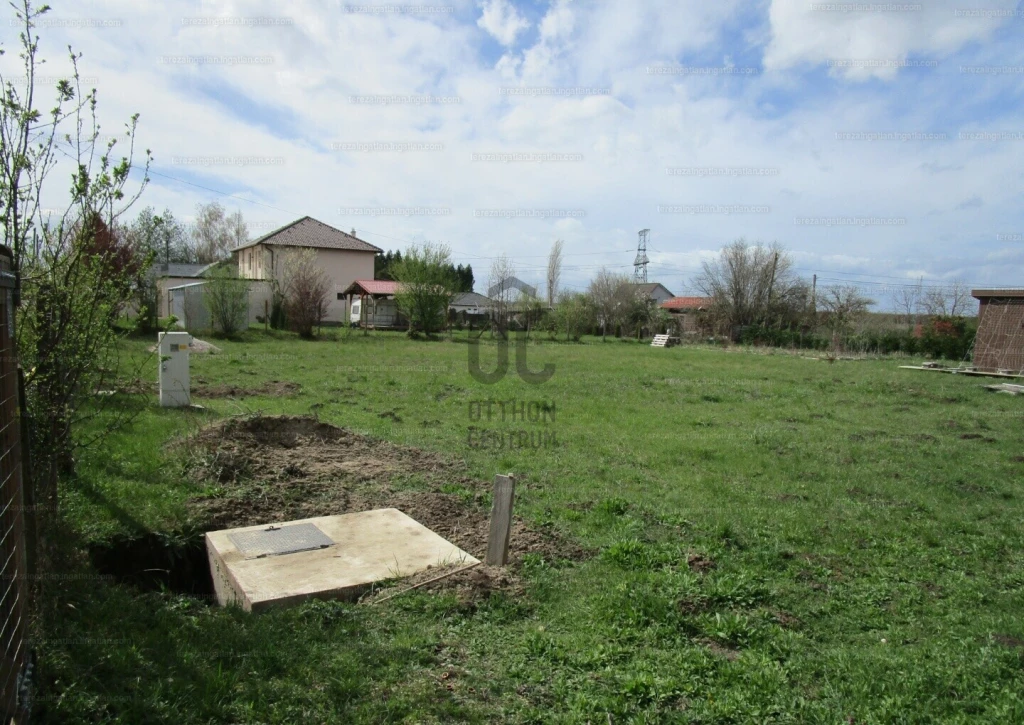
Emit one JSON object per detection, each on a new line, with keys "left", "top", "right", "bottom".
{"left": 343, "top": 279, "right": 401, "bottom": 296}
{"left": 661, "top": 296, "right": 713, "bottom": 311}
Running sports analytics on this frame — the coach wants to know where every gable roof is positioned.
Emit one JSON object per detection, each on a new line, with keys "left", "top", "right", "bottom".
{"left": 631, "top": 282, "right": 674, "bottom": 297}
{"left": 488, "top": 276, "right": 537, "bottom": 298}
{"left": 233, "top": 216, "right": 383, "bottom": 254}
{"left": 451, "top": 292, "right": 491, "bottom": 307}
{"left": 662, "top": 296, "right": 714, "bottom": 310}
{"left": 151, "top": 262, "right": 216, "bottom": 278}
{"left": 343, "top": 279, "right": 400, "bottom": 296}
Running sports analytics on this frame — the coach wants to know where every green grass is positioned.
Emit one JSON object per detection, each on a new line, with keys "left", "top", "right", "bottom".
{"left": 40, "top": 329, "right": 1024, "bottom": 723}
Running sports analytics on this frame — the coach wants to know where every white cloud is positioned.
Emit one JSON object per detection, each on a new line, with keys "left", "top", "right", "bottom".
{"left": 764, "top": 0, "right": 1017, "bottom": 80}
{"left": 0, "top": 0, "right": 1020, "bottom": 298}
{"left": 477, "top": 0, "right": 530, "bottom": 47}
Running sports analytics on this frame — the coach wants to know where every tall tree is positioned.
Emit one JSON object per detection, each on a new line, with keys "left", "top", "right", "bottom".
{"left": 487, "top": 254, "right": 517, "bottom": 338}
{"left": 819, "top": 285, "right": 873, "bottom": 351}
{"left": 546, "top": 239, "right": 564, "bottom": 305}
{"left": 587, "top": 267, "right": 631, "bottom": 340}
{"left": 891, "top": 281, "right": 922, "bottom": 329}
{"left": 282, "top": 248, "right": 331, "bottom": 339}
{"left": 695, "top": 240, "right": 807, "bottom": 332}
{"left": 192, "top": 201, "right": 248, "bottom": 262}
{"left": 921, "top": 280, "right": 971, "bottom": 318}
{"left": 128, "top": 206, "right": 194, "bottom": 265}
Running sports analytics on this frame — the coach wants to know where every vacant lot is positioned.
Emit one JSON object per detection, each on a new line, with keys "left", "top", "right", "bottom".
{"left": 40, "top": 331, "right": 1024, "bottom": 723}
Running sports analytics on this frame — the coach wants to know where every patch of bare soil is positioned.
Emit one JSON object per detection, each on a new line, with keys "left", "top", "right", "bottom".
{"left": 182, "top": 415, "right": 586, "bottom": 602}
{"left": 700, "top": 639, "right": 740, "bottom": 661}
{"left": 191, "top": 380, "right": 300, "bottom": 398}
{"left": 994, "top": 634, "right": 1024, "bottom": 649}
{"left": 687, "top": 553, "right": 716, "bottom": 574}
{"left": 360, "top": 563, "right": 524, "bottom": 607}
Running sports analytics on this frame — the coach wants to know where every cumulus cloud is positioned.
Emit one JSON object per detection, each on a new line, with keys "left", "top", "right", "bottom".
{"left": 2, "top": 0, "right": 1020, "bottom": 295}
{"left": 477, "top": 0, "right": 530, "bottom": 47}
{"left": 764, "top": 0, "right": 1016, "bottom": 80}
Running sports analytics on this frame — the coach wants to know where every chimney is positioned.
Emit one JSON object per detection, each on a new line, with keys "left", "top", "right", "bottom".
{"left": 350, "top": 228, "right": 357, "bottom": 237}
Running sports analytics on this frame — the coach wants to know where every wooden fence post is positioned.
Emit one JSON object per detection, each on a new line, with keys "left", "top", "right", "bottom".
{"left": 486, "top": 474, "right": 515, "bottom": 566}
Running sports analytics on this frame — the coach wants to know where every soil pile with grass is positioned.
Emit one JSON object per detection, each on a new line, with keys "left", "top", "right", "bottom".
{"left": 183, "top": 415, "right": 585, "bottom": 600}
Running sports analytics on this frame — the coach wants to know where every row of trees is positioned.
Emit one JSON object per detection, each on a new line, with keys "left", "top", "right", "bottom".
{"left": 125, "top": 201, "right": 249, "bottom": 266}
{"left": 375, "top": 248, "right": 474, "bottom": 293}
{"left": 692, "top": 240, "right": 976, "bottom": 354}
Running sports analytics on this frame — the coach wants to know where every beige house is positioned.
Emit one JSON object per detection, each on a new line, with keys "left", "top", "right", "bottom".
{"left": 233, "top": 217, "right": 382, "bottom": 323}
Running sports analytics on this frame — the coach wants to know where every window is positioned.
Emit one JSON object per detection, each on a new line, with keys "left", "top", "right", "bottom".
{"left": 337, "top": 293, "right": 344, "bottom": 300}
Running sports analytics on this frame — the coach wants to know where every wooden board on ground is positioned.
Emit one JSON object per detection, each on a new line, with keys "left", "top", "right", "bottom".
{"left": 900, "top": 366, "right": 1024, "bottom": 379}
{"left": 984, "top": 383, "right": 1024, "bottom": 395}
{"left": 651, "top": 334, "right": 679, "bottom": 348}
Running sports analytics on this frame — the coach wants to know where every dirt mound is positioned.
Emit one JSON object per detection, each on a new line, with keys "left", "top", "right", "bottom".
{"left": 191, "top": 380, "right": 300, "bottom": 398}
{"left": 146, "top": 338, "right": 220, "bottom": 354}
{"left": 183, "top": 415, "right": 585, "bottom": 600}
{"left": 360, "top": 563, "right": 523, "bottom": 607}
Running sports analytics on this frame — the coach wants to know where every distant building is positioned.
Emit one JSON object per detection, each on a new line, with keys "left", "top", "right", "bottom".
{"left": 153, "top": 262, "right": 216, "bottom": 318}
{"left": 970, "top": 289, "right": 1024, "bottom": 373}
{"left": 233, "top": 217, "right": 382, "bottom": 324}
{"left": 630, "top": 282, "right": 675, "bottom": 306}
{"left": 487, "top": 277, "right": 537, "bottom": 299}
{"left": 661, "top": 296, "right": 714, "bottom": 334}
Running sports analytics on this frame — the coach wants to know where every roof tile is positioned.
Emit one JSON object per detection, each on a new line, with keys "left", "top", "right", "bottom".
{"left": 234, "top": 217, "right": 382, "bottom": 254}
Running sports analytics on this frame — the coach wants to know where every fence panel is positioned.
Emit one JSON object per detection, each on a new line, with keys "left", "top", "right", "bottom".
{"left": 0, "top": 245, "right": 29, "bottom": 721}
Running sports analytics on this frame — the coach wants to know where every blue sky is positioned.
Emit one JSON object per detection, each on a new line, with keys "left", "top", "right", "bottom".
{"left": 3, "top": 0, "right": 1024, "bottom": 304}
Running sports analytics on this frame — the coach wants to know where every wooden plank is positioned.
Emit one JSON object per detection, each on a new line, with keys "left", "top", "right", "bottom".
{"left": 486, "top": 474, "right": 516, "bottom": 566}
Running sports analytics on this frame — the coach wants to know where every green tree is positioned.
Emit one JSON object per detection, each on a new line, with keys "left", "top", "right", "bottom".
{"left": 3, "top": 0, "right": 151, "bottom": 518}
{"left": 204, "top": 266, "right": 249, "bottom": 336}
{"left": 391, "top": 243, "right": 457, "bottom": 335}
{"left": 554, "top": 292, "right": 594, "bottom": 342}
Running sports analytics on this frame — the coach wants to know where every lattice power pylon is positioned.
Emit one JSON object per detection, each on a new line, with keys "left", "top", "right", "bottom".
{"left": 634, "top": 228, "right": 650, "bottom": 283}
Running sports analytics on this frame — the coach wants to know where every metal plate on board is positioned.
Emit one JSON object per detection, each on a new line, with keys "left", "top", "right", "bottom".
{"left": 229, "top": 523, "right": 335, "bottom": 559}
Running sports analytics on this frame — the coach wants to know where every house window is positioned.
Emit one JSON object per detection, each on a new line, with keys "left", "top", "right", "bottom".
{"left": 337, "top": 293, "right": 344, "bottom": 300}
{"left": 247, "top": 252, "right": 251, "bottom": 272}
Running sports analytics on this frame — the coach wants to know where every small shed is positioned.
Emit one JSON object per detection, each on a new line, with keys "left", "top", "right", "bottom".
{"left": 971, "top": 289, "right": 1024, "bottom": 373}
{"left": 661, "top": 296, "right": 713, "bottom": 334}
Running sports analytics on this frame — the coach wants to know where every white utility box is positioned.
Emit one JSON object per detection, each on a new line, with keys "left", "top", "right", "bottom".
{"left": 158, "top": 331, "right": 192, "bottom": 407}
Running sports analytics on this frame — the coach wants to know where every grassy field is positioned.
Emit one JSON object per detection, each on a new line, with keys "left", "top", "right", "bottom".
{"left": 37, "top": 329, "right": 1024, "bottom": 723}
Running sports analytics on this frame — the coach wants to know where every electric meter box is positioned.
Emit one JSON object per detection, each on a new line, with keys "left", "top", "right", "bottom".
{"left": 158, "top": 331, "right": 192, "bottom": 407}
